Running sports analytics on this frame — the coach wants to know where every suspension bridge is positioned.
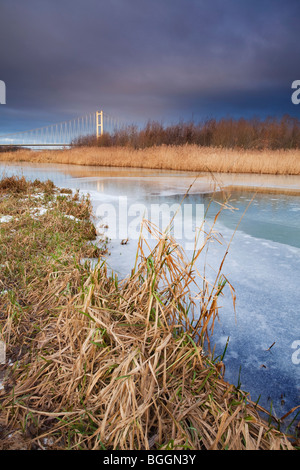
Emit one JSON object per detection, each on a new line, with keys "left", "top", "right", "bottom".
{"left": 0, "top": 110, "right": 126, "bottom": 148}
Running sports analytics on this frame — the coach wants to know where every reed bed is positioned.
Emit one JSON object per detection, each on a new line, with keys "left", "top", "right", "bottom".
{"left": 1, "top": 145, "right": 300, "bottom": 175}
{"left": 0, "top": 177, "right": 297, "bottom": 450}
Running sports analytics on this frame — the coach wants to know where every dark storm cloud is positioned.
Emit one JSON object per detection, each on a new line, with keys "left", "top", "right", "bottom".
{"left": 0, "top": 0, "right": 299, "bottom": 131}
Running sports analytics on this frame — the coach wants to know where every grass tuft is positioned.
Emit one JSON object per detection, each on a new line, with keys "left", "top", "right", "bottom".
{"left": 0, "top": 177, "right": 297, "bottom": 450}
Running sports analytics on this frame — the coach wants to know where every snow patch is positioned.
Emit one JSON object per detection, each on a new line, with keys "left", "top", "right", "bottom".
{"left": 0, "top": 215, "right": 13, "bottom": 223}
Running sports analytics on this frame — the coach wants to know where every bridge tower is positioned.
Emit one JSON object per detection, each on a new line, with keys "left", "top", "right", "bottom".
{"left": 96, "top": 110, "right": 103, "bottom": 138}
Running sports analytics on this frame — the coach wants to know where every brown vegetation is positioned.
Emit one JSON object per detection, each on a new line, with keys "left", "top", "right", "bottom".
{"left": 0, "top": 177, "right": 297, "bottom": 450}
{"left": 1, "top": 116, "right": 300, "bottom": 175}
{"left": 73, "top": 116, "right": 300, "bottom": 150}
{"left": 1, "top": 144, "right": 300, "bottom": 175}
{"left": 0, "top": 145, "right": 24, "bottom": 153}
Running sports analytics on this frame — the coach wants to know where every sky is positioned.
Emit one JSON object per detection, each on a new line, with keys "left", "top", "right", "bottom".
{"left": 0, "top": 0, "right": 300, "bottom": 133}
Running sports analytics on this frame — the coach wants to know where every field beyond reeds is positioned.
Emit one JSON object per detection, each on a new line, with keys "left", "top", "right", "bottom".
{"left": 0, "top": 176, "right": 298, "bottom": 450}
{"left": 1, "top": 145, "right": 300, "bottom": 175}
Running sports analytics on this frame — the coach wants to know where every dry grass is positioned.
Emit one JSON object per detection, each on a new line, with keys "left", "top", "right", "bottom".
{"left": 1, "top": 145, "right": 300, "bottom": 175}
{"left": 0, "top": 177, "right": 298, "bottom": 450}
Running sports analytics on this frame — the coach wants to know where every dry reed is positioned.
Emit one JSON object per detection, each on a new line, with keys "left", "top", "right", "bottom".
{"left": 1, "top": 145, "right": 300, "bottom": 175}
{"left": 0, "top": 177, "right": 297, "bottom": 450}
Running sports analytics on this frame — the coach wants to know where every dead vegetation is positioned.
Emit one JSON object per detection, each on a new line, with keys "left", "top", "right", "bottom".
{"left": 1, "top": 145, "right": 300, "bottom": 175}
{"left": 2, "top": 115, "right": 300, "bottom": 175}
{"left": 0, "top": 176, "right": 298, "bottom": 450}
{"left": 73, "top": 116, "right": 300, "bottom": 150}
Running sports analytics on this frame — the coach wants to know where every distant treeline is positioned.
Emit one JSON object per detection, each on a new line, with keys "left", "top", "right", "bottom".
{"left": 0, "top": 145, "right": 27, "bottom": 153}
{"left": 72, "top": 115, "right": 300, "bottom": 150}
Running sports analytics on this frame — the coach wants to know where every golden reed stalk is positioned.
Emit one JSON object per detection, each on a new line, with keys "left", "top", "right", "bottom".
{"left": 1, "top": 145, "right": 300, "bottom": 175}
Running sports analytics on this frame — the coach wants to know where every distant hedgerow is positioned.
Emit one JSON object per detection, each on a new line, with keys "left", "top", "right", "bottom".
{"left": 72, "top": 115, "right": 300, "bottom": 150}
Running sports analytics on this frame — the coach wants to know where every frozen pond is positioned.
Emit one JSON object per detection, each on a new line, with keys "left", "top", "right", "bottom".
{"left": 1, "top": 161, "right": 300, "bottom": 431}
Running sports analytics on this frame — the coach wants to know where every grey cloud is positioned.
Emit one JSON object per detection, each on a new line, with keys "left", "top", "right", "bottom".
{"left": 0, "top": 0, "right": 299, "bottom": 132}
